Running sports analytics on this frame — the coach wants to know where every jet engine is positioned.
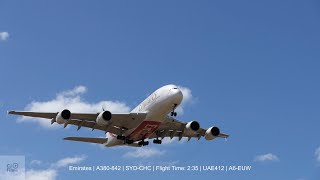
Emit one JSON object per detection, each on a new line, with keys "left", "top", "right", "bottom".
{"left": 205, "top": 126, "right": 220, "bottom": 140}
{"left": 56, "top": 109, "right": 71, "bottom": 124}
{"left": 96, "top": 111, "right": 112, "bottom": 126}
{"left": 185, "top": 121, "right": 200, "bottom": 131}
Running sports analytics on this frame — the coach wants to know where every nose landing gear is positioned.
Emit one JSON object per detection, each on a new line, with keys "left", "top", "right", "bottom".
{"left": 170, "top": 104, "right": 178, "bottom": 117}
{"left": 171, "top": 112, "right": 177, "bottom": 117}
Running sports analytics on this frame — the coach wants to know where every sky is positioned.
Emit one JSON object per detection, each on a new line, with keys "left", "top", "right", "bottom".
{"left": 1, "top": 0, "right": 320, "bottom": 180}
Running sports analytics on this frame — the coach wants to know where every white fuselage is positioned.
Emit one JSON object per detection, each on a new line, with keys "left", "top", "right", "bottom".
{"left": 105, "top": 84, "right": 183, "bottom": 147}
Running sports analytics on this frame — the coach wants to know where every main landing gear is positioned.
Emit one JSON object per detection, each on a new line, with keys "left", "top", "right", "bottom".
{"left": 170, "top": 104, "right": 178, "bottom": 117}
{"left": 153, "top": 132, "right": 162, "bottom": 144}
{"left": 117, "top": 135, "right": 134, "bottom": 144}
{"left": 138, "top": 139, "right": 149, "bottom": 146}
{"left": 117, "top": 135, "right": 126, "bottom": 140}
{"left": 153, "top": 139, "right": 162, "bottom": 144}
{"left": 117, "top": 128, "right": 126, "bottom": 140}
{"left": 125, "top": 139, "right": 134, "bottom": 144}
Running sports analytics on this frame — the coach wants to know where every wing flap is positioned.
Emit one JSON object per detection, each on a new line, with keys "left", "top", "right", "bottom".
{"left": 66, "top": 119, "right": 121, "bottom": 135}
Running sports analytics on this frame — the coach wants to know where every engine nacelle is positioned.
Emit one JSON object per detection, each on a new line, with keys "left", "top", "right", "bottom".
{"left": 185, "top": 121, "right": 200, "bottom": 131}
{"left": 96, "top": 111, "right": 112, "bottom": 126}
{"left": 205, "top": 126, "right": 220, "bottom": 140}
{"left": 56, "top": 109, "right": 71, "bottom": 124}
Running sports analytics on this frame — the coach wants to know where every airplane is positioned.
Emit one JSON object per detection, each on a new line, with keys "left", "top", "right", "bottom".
{"left": 8, "top": 84, "right": 229, "bottom": 147}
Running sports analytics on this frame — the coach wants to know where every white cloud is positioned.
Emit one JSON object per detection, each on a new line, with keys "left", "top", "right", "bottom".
{"left": 26, "top": 169, "right": 57, "bottom": 180}
{"left": 0, "top": 31, "right": 9, "bottom": 41}
{"left": 59, "top": 86, "right": 87, "bottom": 97}
{"left": 161, "top": 137, "right": 178, "bottom": 145}
{"left": 123, "top": 147, "right": 165, "bottom": 158}
{"left": 254, "top": 153, "right": 279, "bottom": 162}
{"left": 315, "top": 146, "right": 320, "bottom": 162}
{"left": 161, "top": 137, "right": 185, "bottom": 145}
{"left": 52, "top": 155, "right": 86, "bottom": 168}
{"left": 0, "top": 169, "right": 25, "bottom": 180}
{"left": 25, "top": 155, "right": 86, "bottom": 180}
{"left": 17, "top": 86, "right": 130, "bottom": 128}
{"left": 30, "top": 160, "right": 42, "bottom": 166}
{"left": 175, "top": 86, "right": 194, "bottom": 115}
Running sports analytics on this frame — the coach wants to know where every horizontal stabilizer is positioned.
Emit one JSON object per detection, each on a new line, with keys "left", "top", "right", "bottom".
{"left": 64, "top": 137, "right": 108, "bottom": 144}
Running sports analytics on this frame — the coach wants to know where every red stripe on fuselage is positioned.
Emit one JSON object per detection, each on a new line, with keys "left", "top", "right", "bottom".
{"left": 127, "top": 120, "right": 161, "bottom": 140}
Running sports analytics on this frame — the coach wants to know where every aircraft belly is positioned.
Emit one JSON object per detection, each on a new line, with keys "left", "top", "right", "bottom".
{"left": 126, "top": 118, "right": 163, "bottom": 141}
{"left": 125, "top": 94, "right": 173, "bottom": 141}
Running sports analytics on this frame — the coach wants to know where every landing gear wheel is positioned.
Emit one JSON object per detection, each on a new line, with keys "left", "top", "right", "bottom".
{"left": 153, "top": 139, "right": 162, "bottom": 144}
{"left": 170, "top": 104, "right": 178, "bottom": 117}
{"left": 138, "top": 140, "right": 149, "bottom": 146}
{"left": 125, "top": 139, "right": 134, "bottom": 144}
{"left": 117, "top": 135, "right": 126, "bottom": 140}
{"left": 170, "top": 111, "right": 177, "bottom": 117}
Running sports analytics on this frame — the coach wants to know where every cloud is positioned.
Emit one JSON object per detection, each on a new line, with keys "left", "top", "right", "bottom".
{"left": 175, "top": 86, "right": 195, "bottom": 115}
{"left": 123, "top": 147, "right": 165, "bottom": 158}
{"left": 17, "top": 86, "right": 130, "bottom": 128}
{"left": 315, "top": 146, "right": 320, "bottom": 162}
{"left": 52, "top": 155, "right": 86, "bottom": 168}
{"left": 0, "top": 169, "right": 25, "bottom": 180}
{"left": 30, "top": 160, "right": 42, "bottom": 166}
{"left": 59, "top": 86, "right": 87, "bottom": 96}
{"left": 161, "top": 137, "right": 186, "bottom": 145}
{"left": 26, "top": 169, "right": 57, "bottom": 180}
{"left": 254, "top": 153, "right": 279, "bottom": 162}
{"left": 25, "top": 155, "right": 86, "bottom": 180}
{"left": 0, "top": 32, "right": 9, "bottom": 41}
{"left": 161, "top": 137, "right": 178, "bottom": 145}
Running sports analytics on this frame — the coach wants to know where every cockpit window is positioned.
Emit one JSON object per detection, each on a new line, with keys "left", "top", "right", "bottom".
{"left": 173, "top": 88, "right": 178, "bottom": 89}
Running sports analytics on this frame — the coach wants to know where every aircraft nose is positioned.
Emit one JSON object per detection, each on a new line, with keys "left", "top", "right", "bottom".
{"left": 170, "top": 87, "right": 183, "bottom": 104}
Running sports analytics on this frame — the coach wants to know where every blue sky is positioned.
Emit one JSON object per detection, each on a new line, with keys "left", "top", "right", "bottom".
{"left": 1, "top": 0, "right": 320, "bottom": 179}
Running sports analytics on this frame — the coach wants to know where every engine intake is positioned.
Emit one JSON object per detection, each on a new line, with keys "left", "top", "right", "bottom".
{"left": 186, "top": 121, "right": 200, "bottom": 131}
{"left": 96, "top": 111, "right": 112, "bottom": 126}
{"left": 205, "top": 126, "right": 220, "bottom": 140}
{"left": 56, "top": 109, "right": 71, "bottom": 124}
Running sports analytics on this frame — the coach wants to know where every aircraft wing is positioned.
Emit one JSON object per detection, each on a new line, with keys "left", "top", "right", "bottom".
{"left": 149, "top": 116, "right": 229, "bottom": 141}
{"left": 63, "top": 137, "right": 108, "bottom": 144}
{"left": 8, "top": 110, "right": 147, "bottom": 134}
